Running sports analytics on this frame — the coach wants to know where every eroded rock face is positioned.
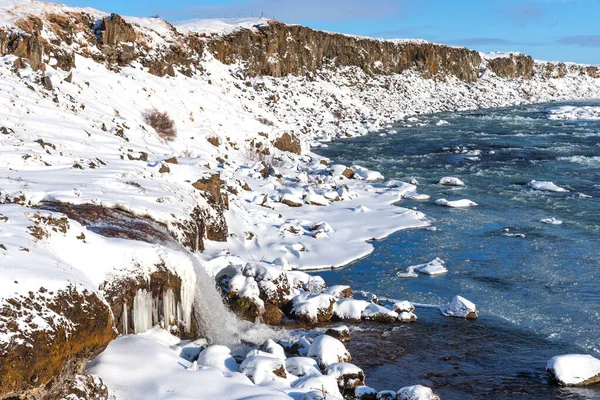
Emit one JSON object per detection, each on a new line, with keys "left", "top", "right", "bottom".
{"left": 273, "top": 132, "right": 302, "bottom": 155}
{"left": 488, "top": 54, "right": 534, "bottom": 79}
{"left": 0, "top": 287, "right": 116, "bottom": 398}
{"left": 98, "top": 14, "right": 136, "bottom": 46}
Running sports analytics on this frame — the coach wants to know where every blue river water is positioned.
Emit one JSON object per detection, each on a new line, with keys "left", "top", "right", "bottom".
{"left": 313, "top": 101, "right": 600, "bottom": 399}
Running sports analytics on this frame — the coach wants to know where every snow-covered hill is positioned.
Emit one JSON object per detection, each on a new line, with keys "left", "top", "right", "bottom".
{"left": 0, "top": 0, "right": 599, "bottom": 398}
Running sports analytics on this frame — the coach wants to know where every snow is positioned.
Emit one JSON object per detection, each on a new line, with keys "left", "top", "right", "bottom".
{"left": 397, "top": 258, "right": 448, "bottom": 277}
{"left": 442, "top": 295, "right": 478, "bottom": 319}
{"left": 174, "top": 17, "right": 270, "bottom": 36}
{"left": 438, "top": 177, "right": 464, "bottom": 186}
{"left": 546, "top": 354, "right": 600, "bottom": 386}
{"left": 528, "top": 180, "right": 569, "bottom": 192}
{"left": 540, "top": 217, "right": 563, "bottom": 225}
{"left": 307, "top": 335, "right": 351, "bottom": 368}
{"left": 546, "top": 105, "right": 600, "bottom": 120}
{"left": 198, "top": 345, "right": 239, "bottom": 374}
{"left": 397, "top": 385, "right": 439, "bottom": 400}
{"left": 435, "top": 198, "right": 478, "bottom": 208}
{"left": 333, "top": 299, "right": 371, "bottom": 321}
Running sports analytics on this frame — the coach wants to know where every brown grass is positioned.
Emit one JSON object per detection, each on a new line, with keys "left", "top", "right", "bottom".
{"left": 142, "top": 108, "right": 177, "bottom": 141}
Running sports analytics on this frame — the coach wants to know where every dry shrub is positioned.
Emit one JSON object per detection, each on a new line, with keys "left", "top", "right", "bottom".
{"left": 143, "top": 108, "right": 177, "bottom": 141}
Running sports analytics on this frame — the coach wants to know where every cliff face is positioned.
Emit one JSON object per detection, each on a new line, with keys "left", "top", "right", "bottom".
{"left": 209, "top": 21, "right": 483, "bottom": 82}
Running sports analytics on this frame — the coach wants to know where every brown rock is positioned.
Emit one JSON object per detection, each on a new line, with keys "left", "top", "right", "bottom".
{"left": 341, "top": 167, "right": 355, "bottom": 179}
{"left": 158, "top": 163, "right": 170, "bottom": 173}
{"left": 164, "top": 156, "right": 178, "bottom": 164}
{"left": 262, "top": 303, "right": 283, "bottom": 325}
{"left": 488, "top": 54, "right": 534, "bottom": 79}
{"left": 273, "top": 132, "right": 302, "bottom": 154}
{"left": 99, "top": 14, "right": 136, "bottom": 46}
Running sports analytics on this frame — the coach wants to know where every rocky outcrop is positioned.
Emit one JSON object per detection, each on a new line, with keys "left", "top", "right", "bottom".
{"left": 98, "top": 14, "right": 136, "bottom": 46}
{"left": 273, "top": 132, "right": 302, "bottom": 155}
{"left": 487, "top": 54, "right": 534, "bottom": 79}
{"left": 0, "top": 287, "right": 116, "bottom": 398}
{"left": 209, "top": 21, "right": 482, "bottom": 81}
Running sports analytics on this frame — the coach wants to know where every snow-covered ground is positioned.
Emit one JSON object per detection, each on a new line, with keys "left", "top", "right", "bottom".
{"left": 1, "top": 0, "right": 600, "bottom": 398}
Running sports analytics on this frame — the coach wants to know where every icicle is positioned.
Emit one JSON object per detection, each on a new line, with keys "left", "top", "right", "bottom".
{"left": 123, "top": 301, "right": 128, "bottom": 335}
{"left": 133, "top": 289, "right": 153, "bottom": 334}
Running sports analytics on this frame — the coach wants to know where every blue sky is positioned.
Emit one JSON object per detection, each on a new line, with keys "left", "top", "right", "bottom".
{"left": 59, "top": 0, "right": 600, "bottom": 64}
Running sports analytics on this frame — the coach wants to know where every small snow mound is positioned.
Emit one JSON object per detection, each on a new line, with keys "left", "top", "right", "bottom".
{"left": 443, "top": 295, "right": 478, "bottom": 319}
{"left": 398, "top": 258, "right": 447, "bottom": 278}
{"left": 435, "top": 198, "right": 477, "bottom": 208}
{"left": 439, "top": 176, "right": 464, "bottom": 186}
{"left": 547, "top": 354, "right": 600, "bottom": 386}
{"left": 197, "top": 345, "right": 239, "bottom": 374}
{"left": 528, "top": 180, "right": 569, "bottom": 192}
{"left": 397, "top": 385, "right": 440, "bottom": 400}
{"left": 402, "top": 191, "right": 430, "bottom": 201}
{"left": 361, "top": 303, "right": 398, "bottom": 323}
{"left": 239, "top": 355, "right": 287, "bottom": 385}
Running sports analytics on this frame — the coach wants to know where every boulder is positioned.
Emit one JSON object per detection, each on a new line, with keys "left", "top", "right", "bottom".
{"left": 444, "top": 295, "right": 478, "bottom": 319}
{"left": 547, "top": 354, "right": 600, "bottom": 386}
{"left": 325, "top": 325, "right": 351, "bottom": 342}
{"left": 307, "top": 335, "right": 351, "bottom": 369}
{"left": 197, "top": 345, "right": 239, "bottom": 374}
{"left": 355, "top": 385, "right": 378, "bottom": 400}
{"left": 273, "top": 132, "right": 302, "bottom": 154}
{"left": 438, "top": 176, "right": 464, "bottom": 186}
{"left": 286, "top": 357, "right": 322, "bottom": 378}
{"left": 397, "top": 385, "right": 440, "bottom": 400}
{"left": 292, "top": 294, "right": 336, "bottom": 325}
{"left": 392, "top": 301, "right": 414, "bottom": 314}
{"left": 325, "top": 362, "right": 365, "bottom": 393}
{"left": 361, "top": 303, "right": 398, "bottom": 323}
{"left": 377, "top": 390, "right": 397, "bottom": 400}
{"left": 240, "top": 355, "right": 288, "bottom": 385}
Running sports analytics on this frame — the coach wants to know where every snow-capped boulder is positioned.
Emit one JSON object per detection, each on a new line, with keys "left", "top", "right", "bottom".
{"left": 435, "top": 198, "right": 477, "bottom": 208}
{"left": 325, "top": 325, "right": 351, "bottom": 342}
{"left": 392, "top": 301, "right": 415, "bottom": 314}
{"left": 415, "top": 258, "right": 448, "bottom": 276}
{"left": 355, "top": 385, "right": 378, "bottom": 400}
{"left": 292, "top": 294, "right": 336, "bottom": 325}
{"left": 286, "top": 357, "right": 322, "bottom": 378}
{"left": 239, "top": 355, "right": 288, "bottom": 385}
{"left": 439, "top": 176, "right": 464, "bottom": 186}
{"left": 402, "top": 191, "right": 430, "bottom": 200}
{"left": 326, "top": 362, "right": 365, "bottom": 392}
{"left": 443, "top": 295, "right": 478, "bottom": 319}
{"left": 528, "top": 180, "right": 569, "bottom": 192}
{"left": 197, "top": 345, "right": 239, "bottom": 374}
{"left": 324, "top": 285, "right": 353, "bottom": 299}
{"left": 377, "top": 390, "right": 398, "bottom": 400}
{"left": 397, "top": 385, "right": 440, "bottom": 400}
{"left": 540, "top": 217, "right": 563, "bottom": 225}
{"left": 260, "top": 339, "right": 286, "bottom": 360}
{"left": 333, "top": 299, "right": 371, "bottom": 322}
{"left": 307, "top": 335, "right": 351, "bottom": 368}
{"left": 547, "top": 354, "right": 600, "bottom": 386}
{"left": 292, "top": 376, "right": 342, "bottom": 399}
{"left": 281, "top": 192, "right": 304, "bottom": 207}
{"left": 361, "top": 304, "right": 399, "bottom": 323}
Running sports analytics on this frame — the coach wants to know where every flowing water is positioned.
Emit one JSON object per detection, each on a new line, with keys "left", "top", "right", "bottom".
{"left": 314, "top": 101, "right": 600, "bottom": 399}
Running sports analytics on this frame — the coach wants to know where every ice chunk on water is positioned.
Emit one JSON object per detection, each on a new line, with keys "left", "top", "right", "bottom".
{"left": 435, "top": 198, "right": 477, "bottom": 208}
{"left": 547, "top": 354, "right": 600, "bottom": 386}
{"left": 439, "top": 176, "right": 464, "bottom": 186}
{"left": 528, "top": 180, "right": 568, "bottom": 192}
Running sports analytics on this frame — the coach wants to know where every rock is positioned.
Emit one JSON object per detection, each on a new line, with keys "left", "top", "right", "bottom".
{"left": 10, "top": 32, "right": 44, "bottom": 70}
{"left": 262, "top": 303, "right": 283, "bottom": 325}
{"left": 355, "top": 385, "right": 378, "bottom": 400}
{"left": 260, "top": 339, "right": 286, "bottom": 360}
{"left": 392, "top": 301, "right": 414, "bottom": 314}
{"left": 397, "top": 311, "right": 418, "bottom": 323}
{"left": 64, "top": 71, "right": 73, "bottom": 83}
{"left": 197, "top": 345, "right": 239, "bottom": 374}
{"left": 439, "top": 176, "right": 464, "bottom": 186}
{"left": 324, "top": 285, "right": 353, "bottom": 299}
{"left": 444, "top": 295, "right": 478, "bottom": 319}
{"left": 307, "top": 335, "right": 351, "bottom": 369}
{"left": 240, "top": 355, "right": 288, "bottom": 384}
{"left": 342, "top": 167, "right": 355, "bottom": 179}
{"left": 292, "top": 376, "right": 342, "bottom": 399}
{"left": 41, "top": 75, "right": 53, "bottom": 90}
{"left": 158, "top": 163, "right": 170, "bottom": 173}
{"left": 99, "top": 14, "right": 136, "bottom": 46}
{"left": 326, "top": 362, "right": 365, "bottom": 393}
{"left": 273, "top": 132, "right": 302, "bottom": 154}
{"left": 165, "top": 156, "right": 178, "bottom": 164}
{"left": 0, "top": 287, "right": 116, "bottom": 397}
{"left": 361, "top": 303, "right": 398, "bottom": 323}
{"left": 397, "top": 385, "right": 440, "bottom": 400}
{"left": 292, "top": 294, "right": 336, "bottom": 325}
{"left": 435, "top": 198, "right": 477, "bottom": 208}
{"left": 377, "top": 390, "right": 398, "bottom": 400}
{"left": 333, "top": 299, "right": 370, "bottom": 322}
{"left": 547, "top": 354, "right": 600, "bottom": 386}
{"left": 192, "top": 173, "right": 226, "bottom": 209}
{"left": 325, "top": 325, "right": 351, "bottom": 342}
{"left": 286, "top": 357, "right": 321, "bottom": 378}
{"left": 281, "top": 193, "right": 303, "bottom": 207}
{"left": 488, "top": 53, "right": 534, "bottom": 79}
{"left": 1, "top": 126, "right": 15, "bottom": 135}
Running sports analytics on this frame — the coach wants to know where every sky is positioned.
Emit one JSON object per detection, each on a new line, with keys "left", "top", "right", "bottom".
{"left": 57, "top": 0, "right": 600, "bottom": 65}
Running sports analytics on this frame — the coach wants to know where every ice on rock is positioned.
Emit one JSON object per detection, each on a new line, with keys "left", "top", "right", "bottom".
{"left": 547, "top": 354, "right": 600, "bottom": 386}
{"left": 528, "top": 180, "right": 569, "bottom": 192}
{"left": 197, "top": 345, "right": 239, "bottom": 374}
{"left": 435, "top": 198, "right": 477, "bottom": 208}
{"left": 540, "top": 217, "right": 563, "bottom": 225}
{"left": 334, "top": 299, "right": 371, "bottom": 321}
{"left": 286, "top": 357, "right": 322, "bottom": 378}
{"left": 292, "top": 294, "right": 336, "bottom": 324}
{"left": 546, "top": 105, "right": 600, "bottom": 120}
{"left": 377, "top": 390, "right": 398, "bottom": 399}
{"left": 439, "top": 176, "right": 464, "bottom": 186}
{"left": 240, "top": 355, "right": 288, "bottom": 386}
{"left": 443, "top": 295, "right": 478, "bottom": 319}
{"left": 397, "top": 385, "right": 440, "bottom": 400}
{"left": 361, "top": 303, "right": 399, "bottom": 323}
{"left": 352, "top": 166, "right": 384, "bottom": 181}
{"left": 307, "top": 335, "right": 351, "bottom": 368}
{"left": 325, "top": 362, "right": 365, "bottom": 391}
{"left": 398, "top": 311, "right": 418, "bottom": 322}
{"left": 399, "top": 258, "right": 447, "bottom": 278}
